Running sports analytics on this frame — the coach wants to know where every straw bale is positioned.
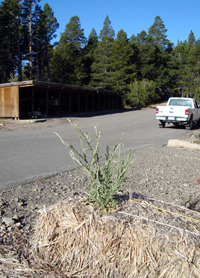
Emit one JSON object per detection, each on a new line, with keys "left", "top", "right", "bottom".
{"left": 27, "top": 199, "right": 200, "bottom": 278}
{"left": 1, "top": 197, "right": 200, "bottom": 277}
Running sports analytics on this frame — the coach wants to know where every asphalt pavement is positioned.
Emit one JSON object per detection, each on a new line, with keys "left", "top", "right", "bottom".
{"left": 0, "top": 109, "right": 190, "bottom": 189}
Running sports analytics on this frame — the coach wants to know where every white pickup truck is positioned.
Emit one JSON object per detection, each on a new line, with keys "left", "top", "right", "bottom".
{"left": 156, "top": 97, "right": 200, "bottom": 130}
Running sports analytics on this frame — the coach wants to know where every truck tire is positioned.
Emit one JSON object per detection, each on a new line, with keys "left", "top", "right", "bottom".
{"left": 186, "top": 116, "right": 193, "bottom": 130}
{"left": 159, "top": 121, "right": 165, "bottom": 128}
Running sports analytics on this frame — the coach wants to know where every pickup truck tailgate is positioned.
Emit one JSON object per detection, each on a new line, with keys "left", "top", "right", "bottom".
{"left": 157, "top": 106, "right": 188, "bottom": 117}
{"left": 156, "top": 105, "right": 189, "bottom": 122}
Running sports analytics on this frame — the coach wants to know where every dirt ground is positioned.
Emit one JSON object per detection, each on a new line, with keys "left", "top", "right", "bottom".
{"left": 0, "top": 117, "right": 74, "bottom": 131}
{"left": 0, "top": 104, "right": 166, "bottom": 132}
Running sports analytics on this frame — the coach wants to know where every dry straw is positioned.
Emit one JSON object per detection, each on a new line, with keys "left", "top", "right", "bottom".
{"left": 1, "top": 197, "right": 200, "bottom": 277}
{"left": 30, "top": 199, "right": 200, "bottom": 277}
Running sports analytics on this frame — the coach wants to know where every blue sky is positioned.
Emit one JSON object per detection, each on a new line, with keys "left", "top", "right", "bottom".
{"left": 44, "top": 0, "right": 200, "bottom": 46}
{"left": 0, "top": 0, "right": 198, "bottom": 46}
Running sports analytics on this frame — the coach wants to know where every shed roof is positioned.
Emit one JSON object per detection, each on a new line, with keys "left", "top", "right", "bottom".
{"left": 0, "top": 80, "right": 122, "bottom": 94}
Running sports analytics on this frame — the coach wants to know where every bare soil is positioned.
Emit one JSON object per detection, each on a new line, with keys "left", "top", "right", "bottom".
{"left": 0, "top": 117, "right": 74, "bottom": 131}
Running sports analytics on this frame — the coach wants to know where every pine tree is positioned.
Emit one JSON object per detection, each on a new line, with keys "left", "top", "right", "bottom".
{"left": 148, "top": 15, "right": 169, "bottom": 50}
{"left": 21, "top": 0, "right": 41, "bottom": 79}
{"left": 146, "top": 16, "right": 172, "bottom": 100}
{"left": 168, "top": 41, "right": 188, "bottom": 96}
{"left": 110, "top": 29, "right": 137, "bottom": 93}
{"left": 187, "top": 30, "right": 195, "bottom": 50}
{"left": 0, "top": 0, "right": 21, "bottom": 82}
{"left": 185, "top": 39, "right": 200, "bottom": 98}
{"left": 91, "top": 15, "right": 115, "bottom": 89}
{"left": 51, "top": 15, "right": 86, "bottom": 84}
{"left": 60, "top": 15, "right": 86, "bottom": 51}
{"left": 81, "top": 28, "right": 98, "bottom": 86}
{"left": 41, "top": 3, "right": 59, "bottom": 81}
{"left": 137, "top": 31, "right": 147, "bottom": 45}
{"left": 31, "top": 4, "right": 43, "bottom": 80}
{"left": 131, "top": 30, "right": 147, "bottom": 46}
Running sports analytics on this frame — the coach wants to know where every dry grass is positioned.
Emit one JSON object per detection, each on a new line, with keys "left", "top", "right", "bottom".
{"left": 1, "top": 197, "right": 200, "bottom": 277}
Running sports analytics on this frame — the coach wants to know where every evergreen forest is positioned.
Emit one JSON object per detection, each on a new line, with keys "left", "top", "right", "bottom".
{"left": 1, "top": 0, "right": 200, "bottom": 107}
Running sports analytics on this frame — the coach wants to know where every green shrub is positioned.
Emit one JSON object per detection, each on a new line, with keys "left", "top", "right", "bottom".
{"left": 55, "top": 120, "right": 135, "bottom": 211}
{"left": 126, "top": 79, "right": 157, "bottom": 107}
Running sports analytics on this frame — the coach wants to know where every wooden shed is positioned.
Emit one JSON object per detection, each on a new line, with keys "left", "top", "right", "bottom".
{"left": 0, "top": 81, "right": 123, "bottom": 119}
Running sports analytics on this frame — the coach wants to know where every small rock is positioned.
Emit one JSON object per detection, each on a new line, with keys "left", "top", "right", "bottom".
{"left": 194, "top": 202, "right": 200, "bottom": 211}
{"left": 2, "top": 217, "right": 15, "bottom": 226}
{"left": 12, "top": 214, "right": 19, "bottom": 220}
{"left": 0, "top": 224, "right": 6, "bottom": 230}
{"left": 25, "top": 224, "right": 31, "bottom": 230}
{"left": 189, "top": 131, "right": 200, "bottom": 144}
{"left": 185, "top": 202, "right": 191, "bottom": 209}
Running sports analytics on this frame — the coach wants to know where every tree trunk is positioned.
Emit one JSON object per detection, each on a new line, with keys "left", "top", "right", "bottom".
{"left": 46, "top": 43, "right": 51, "bottom": 82}
{"left": 36, "top": 30, "right": 39, "bottom": 80}
{"left": 40, "top": 44, "right": 44, "bottom": 81}
{"left": 17, "top": 16, "right": 22, "bottom": 81}
{"left": 29, "top": 5, "right": 32, "bottom": 80}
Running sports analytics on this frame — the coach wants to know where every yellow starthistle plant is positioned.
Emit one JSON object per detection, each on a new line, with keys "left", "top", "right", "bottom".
{"left": 55, "top": 122, "right": 135, "bottom": 211}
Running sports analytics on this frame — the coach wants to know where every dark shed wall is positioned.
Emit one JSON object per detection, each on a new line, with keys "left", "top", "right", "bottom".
{"left": 0, "top": 86, "right": 19, "bottom": 118}
{"left": 0, "top": 81, "right": 123, "bottom": 118}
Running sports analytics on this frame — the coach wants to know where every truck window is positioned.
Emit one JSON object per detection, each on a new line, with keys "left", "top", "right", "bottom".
{"left": 169, "top": 99, "right": 178, "bottom": 106}
{"left": 169, "top": 99, "right": 192, "bottom": 107}
{"left": 185, "top": 100, "right": 192, "bottom": 107}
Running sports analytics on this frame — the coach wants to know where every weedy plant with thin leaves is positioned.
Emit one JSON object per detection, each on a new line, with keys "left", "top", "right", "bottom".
{"left": 55, "top": 120, "right": 135, "bottom": 211}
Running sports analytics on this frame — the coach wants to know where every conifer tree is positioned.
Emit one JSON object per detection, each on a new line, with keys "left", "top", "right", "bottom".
{"left": 131, "top": 30, "right": 147, "bottom": 46}
{"left": 21, "top": 0, "right": 41, "bottom": 79}
{"left": 148, "top": 15, "right": 169, "bottom": 50}
{"left": 111, "top": 29, "right": 137, "bottom": 92}
{"left": 81, "top": 28, "right": 98, "bottom": 86}
{"left": 0, "top": 0, "right": 21, "bottom": 82}
{"left": 51, "top": 15, "right": 86, "bottom": 84}
{"left": 168, "top": 41, "right": 188, "bottom": 96}
{"left": 41, "top": 3, "right": 59, "bottom": 81}
{"left": 60, "top": 15, "right": 86, "bottom": 51}
{"left": 91, "top": 15, "right": 115, "bottom": 89}
{"left": 185, "top": 39, "right": 200, "bottom": 98}
{"left": 187, "top": 30, "right": 195, "bottom": 50}
{"left": 147, "top": 16, "right": 172, "bottom": 100}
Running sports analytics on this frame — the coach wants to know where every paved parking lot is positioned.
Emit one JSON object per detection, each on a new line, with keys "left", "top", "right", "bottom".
{"left": 0, "top": 109, "right": 190, "bottom": 189}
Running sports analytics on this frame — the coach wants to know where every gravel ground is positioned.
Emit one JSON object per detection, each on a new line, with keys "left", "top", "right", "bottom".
{"left": 1, "top": 141, "right": 200, "bottom": 244}
{"left": 0, "top": 118, "right": 200, "bottom": 276}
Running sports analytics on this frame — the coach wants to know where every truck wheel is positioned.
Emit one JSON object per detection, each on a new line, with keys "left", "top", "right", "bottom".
{"left": 159, "top": 121, "right": 165, "bottom": 128}
{"left": 186, "top": 117, "right": 193, "bottom": 130}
